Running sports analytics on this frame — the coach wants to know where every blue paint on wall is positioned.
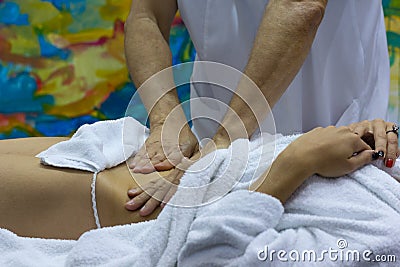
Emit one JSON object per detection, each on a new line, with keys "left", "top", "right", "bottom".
{"left": 0, "top": 2, "right": 29, "bottom": 25}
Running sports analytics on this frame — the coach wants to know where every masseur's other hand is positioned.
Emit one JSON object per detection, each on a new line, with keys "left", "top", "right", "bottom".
{"left": 128, "top": 123, "right": 198, "bottom": 173}
{"left": 125, "top": 151, "right": 200, "bottom": 216}
{"left": 125, "top": 139, "right": 226, "bottom": 216}
{"left": 348, "top": 119, "right": 399, "bottom": 168}
{"left": 125, "top": 167, "right": 183, "bottom": 216}
{"left": 289, "top": 126, "right": 375, "bottom": 177}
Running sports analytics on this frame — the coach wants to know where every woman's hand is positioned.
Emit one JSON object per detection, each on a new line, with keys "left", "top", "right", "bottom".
{"left": 255, "top": 126, "right": 376, "bottom": 203}
{"left": 348, "top": 119, "right": 399, "bottom": 168}
{"left": 287, "top": 126, "right": 375, "bottom": 178}
{"left": 128, "top": 123, "right": 198, "bottom": 173}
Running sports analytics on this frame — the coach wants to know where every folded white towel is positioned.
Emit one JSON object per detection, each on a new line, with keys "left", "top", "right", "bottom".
{"left": 36, "top": 117, "right": 149, "bottom": 172}
{"left": 0, "top": 118, "right": 399, "bottom": 267}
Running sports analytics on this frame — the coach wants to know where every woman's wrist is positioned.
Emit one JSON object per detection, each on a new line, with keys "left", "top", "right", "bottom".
{"left": 254, "top": 146, "right": 314, "bottom": 204}
{"left": 283, "top": 141, "right": 317, "bottom": 176}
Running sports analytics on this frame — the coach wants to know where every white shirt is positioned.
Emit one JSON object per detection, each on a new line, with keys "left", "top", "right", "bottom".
{"left": 178, "top": 0, "right": 390, "bottom": 139}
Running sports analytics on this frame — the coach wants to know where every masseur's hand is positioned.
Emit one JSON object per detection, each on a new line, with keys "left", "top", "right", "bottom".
{"left": 125, "top": 151, "right": 200, "bottom": 216}
{"left": 289, "top": 126, "right": 376, "bottom": 177}
{"left": 348, "top": 119, "right": 399, "bottom": 168}
{"left": 128, "top": 123, "right": 198, "bottom": 173}
{"left": 125, "top": 138, "right": 226, "bottom": 216}
{"left": 125, "top": 164, "right": 185, "bottom": 216}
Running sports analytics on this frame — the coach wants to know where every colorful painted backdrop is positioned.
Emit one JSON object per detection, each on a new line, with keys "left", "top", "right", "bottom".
{"left": 0, "top": 0, "right": 399, "bottom": 139}
{"left": 0, "top": 0, "right": 195, "bottom": 138}
{"left": 385, "top": 0, "right": 400, "bottom": 122}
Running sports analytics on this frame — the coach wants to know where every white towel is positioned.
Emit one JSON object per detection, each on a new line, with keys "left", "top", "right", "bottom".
{"left": 1, "top": 118, "right": 399, "bottom": 267}
{"left": 36, "top": 117, "right": 149, "bottom": 172}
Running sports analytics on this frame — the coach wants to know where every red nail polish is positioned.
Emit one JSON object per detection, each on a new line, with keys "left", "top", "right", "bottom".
{"left": 386, "top": 158, "right": 394, "bottom": 168}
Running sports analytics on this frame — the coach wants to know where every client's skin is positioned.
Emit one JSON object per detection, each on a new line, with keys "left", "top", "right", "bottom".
{"left": 0, "top": 137, "right": 162, "bottom": 240}
{"left": 0, "top": 123, "right": 396, "bottom": 240}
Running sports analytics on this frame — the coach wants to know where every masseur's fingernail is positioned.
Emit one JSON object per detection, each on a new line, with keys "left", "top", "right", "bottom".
{"left": 372, "top": 152, "right": 380, "bottom": 160}
{"left": 128, "top": 189, "right": 137, "bottom": 194}
{"left": 386, "top": 158, "right": 394, "bottom": 168}
{"left": 125, "top": 200, "right": 137, "bottom": 210}
{"left": 132, "top": 166, "right": 140, "bottom": 172}
{"left": 140, "top": 206, "right": 147, "bottom": 213}
{"left": 378, "top": 151, "right": 385, "bottom": 158}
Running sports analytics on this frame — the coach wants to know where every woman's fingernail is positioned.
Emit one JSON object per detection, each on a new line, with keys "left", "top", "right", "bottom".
{"left": 126, "top": 199, "right": 135, "bottom": 205}
{"left": 372, "top": 152, "right": 380, "bottom": 160}
{"left": 378, "top": 151, "right": 385, "bottom": 158}
{"left": 386, "top": 158, "right": 394, "bottom": 168}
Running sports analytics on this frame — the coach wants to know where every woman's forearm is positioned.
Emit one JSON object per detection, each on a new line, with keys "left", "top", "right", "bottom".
{"left": 214, "top": 0, "right": 328, "bottom": 143}
{"left": 124, "top": 2, "right": 187, "bottom": 127}
{"left": 254, "top": 145, "right": 314, "bottom": 204}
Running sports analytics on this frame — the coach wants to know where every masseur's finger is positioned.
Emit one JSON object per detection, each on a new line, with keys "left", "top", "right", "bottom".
{"left": 133, "top": 146, "right": 184, "bottom": 173}
{"left": 372, "top": 119, "right": 387, "bottom": 158}
{"left": 160, "top": 169, "right": 184, "bottom": 208}
{"left": 125, "top": 183, "right": 159, "bottom": 211}
{"left": 139, "top": 197, "right": 161, "bottom": 216}
{"left": 152, "top": 151, "right": 174, "bottom": 171}
{"left": 127, "top": 187, "right": 144, "bottom": 198}
{"left": 133, "top": 160, "right": 155, "bottom": 173}
{"left": 160, "top": 187, "right": 178, "bottom": 209}
{"left": 125, "top": 192, "right": 151, "bottom": 211}
{"left": 133, "top": 153, "right": 161, "bottom": 173}
{"left": 129, "top": 153, "right": 153, "bottom": 172}
{"left": 153, "top": 149, "right": 182, "bottom": 171}
{"left": 132, "top": 149, "right": 158, "bottom": 173}
{"left": 139, "top": 183, "right": 172, "bottom": 216}
{"left": 137, "top": 176, "right": 178, "bottom": 216}
{"left": 128, "top": 149, "right": 145, "bottom": 169}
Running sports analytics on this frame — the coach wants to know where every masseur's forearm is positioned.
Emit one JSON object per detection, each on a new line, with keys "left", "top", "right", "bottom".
{"left": 254, "top": 145, "right": 313, "bottom": 204}
{"left": 214, "top": 0, "right": 328, "bottom": 142}
{"left": 124, "top": 2, "right": 186, "bottom": 127}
